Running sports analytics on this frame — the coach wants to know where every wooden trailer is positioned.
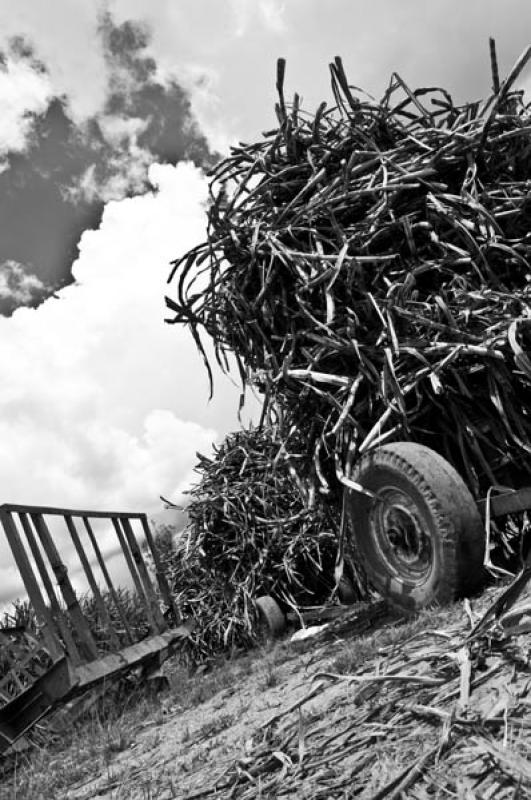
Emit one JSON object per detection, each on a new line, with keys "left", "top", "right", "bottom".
{"left": 0, "top": 503, "right": 189, "bottom": 755}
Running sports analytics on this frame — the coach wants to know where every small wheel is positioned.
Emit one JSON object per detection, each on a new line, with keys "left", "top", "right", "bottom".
{"left": 345, "top": 442, "right": 485, "bottom": 612}
{"left": 255, "top": 595, "right": 286, "bottom": 639}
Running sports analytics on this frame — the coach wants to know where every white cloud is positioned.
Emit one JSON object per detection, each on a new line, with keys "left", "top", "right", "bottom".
{"left": 228, "top": 0, "right": 286, "bottom": 37}
{"left": 0, "top": 159, "right": 260, "bottom": 603}
{"left": 67, "top": 142, "right": 154, "bottom": 203}
{"left": 0, "top": 261, "right": 46, "bottom": 305}
{"left": 173, "top": 63, "right": 234, "bottom": 154}
{"left": 0, "top": 53, "right": 52, "bottom": 155}
{"left": 0, "top": 0, "right": 106, "bottom": 122}
{"left": 259, "top": 0, "right": 287, "bottom": 33}
{"left": 97, "top": 113, "right": 149, "bottom": 145}
{"left": 229, "top": 0, "right": 251, "bottom": 37}
{"left": 0, "top": 162, "right": 219, "bottom": 514}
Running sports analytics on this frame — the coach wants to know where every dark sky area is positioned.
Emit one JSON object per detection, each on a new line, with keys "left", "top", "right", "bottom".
{"left": 0, "top": 14, "right": 213, "bottom": 316}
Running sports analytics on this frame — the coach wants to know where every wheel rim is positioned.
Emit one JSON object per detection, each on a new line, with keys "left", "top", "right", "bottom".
{"left": 368, "top": 487, "right": 433, "bottom": 582}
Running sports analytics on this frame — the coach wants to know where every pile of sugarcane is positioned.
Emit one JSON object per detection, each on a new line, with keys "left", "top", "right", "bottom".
{"left": 161, "top": 426, "right": 342, "bottom": 661}
{"left": 167, "top": 45, "right": 531, "bottom": 503}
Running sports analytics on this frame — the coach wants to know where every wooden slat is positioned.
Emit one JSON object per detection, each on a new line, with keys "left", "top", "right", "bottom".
{"left": 140, "top": 514, "right": 181, "bottom": 623}
{"left": 120, "top": 518, "right": 166, "bottom": 632}
{"left": 0, "top": 503, "right": 144, "bottom": 520}
{"left": 30, "top": 513, "right": 99, "bottom": 661}
{"left": 22, "top": 514, "right": 83, "bottom": 665}
{"left": 0, "top": 511, "right": 62, "bottom": 661}
{"left": 82, "top": 517, "right": 134, "bottom": 645}
{"left": 111, "top": 518, "right": 150, "bottom": 623}
{"left": 64, "top": 515, "right": 120, "bottom": 653}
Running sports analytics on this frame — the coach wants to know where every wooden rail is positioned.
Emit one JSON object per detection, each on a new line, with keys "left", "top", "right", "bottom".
{"left": 0, "top": 503, "right": 180, "bottom": 656}
{"left": 0, "top": 502, "right": 186, "bottom": 753}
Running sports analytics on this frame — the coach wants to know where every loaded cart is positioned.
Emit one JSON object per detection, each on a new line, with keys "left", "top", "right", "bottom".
{"left": 256, "top": 445, "right": 531, "bottom": 635}
{"left": 0, "top": 503, "right": 191, "bottom": 755}
{"left": 166, "top": 47, "right": 531, "bottom": 634}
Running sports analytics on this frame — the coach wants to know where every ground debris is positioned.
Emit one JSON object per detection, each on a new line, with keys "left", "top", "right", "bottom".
{"left": 179, "top": 579, "right": 531, "bottom": 799}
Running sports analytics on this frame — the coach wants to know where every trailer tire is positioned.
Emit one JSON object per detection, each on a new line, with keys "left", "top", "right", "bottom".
{"left": 255, "top": 595, "right": 286, "bottom": 639}
{"left": 345, "top": 442, "right": 485, "bottom": 612}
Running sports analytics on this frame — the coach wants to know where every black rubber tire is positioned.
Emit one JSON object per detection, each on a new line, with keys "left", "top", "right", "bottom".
{"left": 255, "top": 595, "right": 286, "bottom": 638}
{"left": 345, "top": 442, "right": 485, "bottom": 612}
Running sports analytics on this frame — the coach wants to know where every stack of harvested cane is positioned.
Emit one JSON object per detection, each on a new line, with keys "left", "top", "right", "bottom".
{"left": 161, "top": 427, "right": 341, "bottom": 660}
{"left": 166, "top": 45, "right": 531, "bottom": 653}
{"left": 168, "top": 45, "right": 531, "bottom": 497}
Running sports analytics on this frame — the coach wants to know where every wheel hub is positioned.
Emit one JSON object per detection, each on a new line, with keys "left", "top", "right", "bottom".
{"left": 369, "top": 487, "right": 433, "bottom": 580}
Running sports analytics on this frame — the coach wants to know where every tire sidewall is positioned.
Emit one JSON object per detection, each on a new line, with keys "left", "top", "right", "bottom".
{"left": 347, "top": 454, "right": 458, "bottom": 611}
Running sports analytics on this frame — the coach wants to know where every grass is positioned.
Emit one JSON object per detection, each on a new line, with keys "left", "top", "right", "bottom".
{"left": 0, "top": 588, "right": 503, "bottom": 799}
{"left": 1, "top": 586, "right": 153, "bottom": 656}
{"left": 257, "top": 659, "right": 281, "bottom": 690}
{"left": 0, "top": 683, "right": 157, "bottom": 800}
{"left": 194, "top": 712, "right": 235, "bottom": 742}
{"left": 0, "top": 637, "right": 293, "bottom": 800}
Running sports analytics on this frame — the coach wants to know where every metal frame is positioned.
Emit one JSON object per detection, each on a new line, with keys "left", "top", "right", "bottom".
{"left": 476, "top": 486, "right": 531, "bottom": 518}
{"left": 0, "top": 503, "right": 187, "bottom": 754}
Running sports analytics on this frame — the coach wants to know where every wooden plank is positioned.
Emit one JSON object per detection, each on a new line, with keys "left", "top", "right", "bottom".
{"left": 30, "top": 513, "right": 98, "bottom": 661}
{"left": 120, "top": 518, "right": 166, "bottom": 632}
{"left": 0, "top": 503, "right": 144, "bottom": 520}
{"left": 140, "top": 514, "right": 181, "bottom": 623}
{"left": 477, "top": 486, "right": 531, "bottom": 518}
{"left": 64, "top": 515, "right": 120, "bottom": 653}
{"left": 22, "top": 514, "right": 83, "bottom": 665}
{"left": 73, "top": 626, "right": 192, "bottom": 690}
{"left": 0, "top": 511, "right": 62, "bottom": 661}
{"left": 82, "top": 517, "right": 134, "bottom": 645}
{"left": 0, "top": 625, "right": 191, "bottom": 753}
{"left": 111, "top": 518, "right": 150, "bottom": 623}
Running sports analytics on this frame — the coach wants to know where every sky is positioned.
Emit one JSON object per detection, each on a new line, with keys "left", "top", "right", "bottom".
{"left": 1, "top": 0, "right": 531, "bottom": 602}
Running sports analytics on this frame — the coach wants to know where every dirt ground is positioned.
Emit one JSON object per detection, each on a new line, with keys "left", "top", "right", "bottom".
{"left": 21, "top": 578, "right": 526, "bottom": 800}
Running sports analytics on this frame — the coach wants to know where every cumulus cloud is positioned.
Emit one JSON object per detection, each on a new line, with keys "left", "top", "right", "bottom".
{"left": 0, "top": 162, "right": 256, "bottom": 603}
{"left": 0, "top": 15, "right": 213, "bottom": 316}
{"left": 98, "top": 15, "right": 213, "bottom": 169}
{"left": 175, "top": 64, "right": 235, "bottom": 155}
{"left": 0, "top": 161, "right": 232, "bottom": 600}
{"left": 0, "top": 0, "right": 106, "bottom": 121}
{"left": 0, "top": 43, "right": 52, "bottom": 156}
{"left": 0, "top": 162, "right": 221, "bottom": 507}
{"left": 0, "top": 261, "right": 48, "bottom": 314}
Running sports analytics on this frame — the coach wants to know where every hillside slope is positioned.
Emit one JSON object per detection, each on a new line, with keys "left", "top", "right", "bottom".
{"left": 4, "top": 576, "right": 531, "bottom": 799}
